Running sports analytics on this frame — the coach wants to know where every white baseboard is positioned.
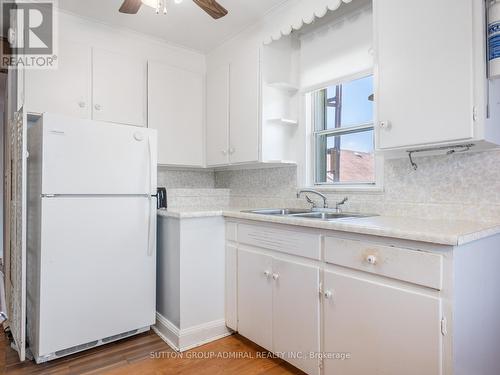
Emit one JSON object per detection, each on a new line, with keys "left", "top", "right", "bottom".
{"left": 152, "top": 315, "right": 180, "bottom": 351}
{"left": 153, "top": 312, "right": 233, "bottom": 352}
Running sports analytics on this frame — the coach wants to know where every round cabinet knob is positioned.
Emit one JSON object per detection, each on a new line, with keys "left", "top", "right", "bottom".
{"left": 272, "top": 273, "right": 279, "bottom": 281}
{"left": 379, "top": 121, "right": 391, "bottom": 130}
{"left": 324, "top": 290, "right": 333, "bottom": 299}
{"left": 229, "top": 147, "right": 235, "bottom": 155}
{"left": 366, "top": 255, "right": 377, "bottom": 265}
{"left": 78, "top": 101, "right": 86, "bottom": 108}
{"left": 263, "top": 271, "right": 271, "bottom": 278}
{"left": 222, "top": 150, "right": 228, "bottom": 155}
{"left": 94, "top": 104, "right": 102, "bottom": 111}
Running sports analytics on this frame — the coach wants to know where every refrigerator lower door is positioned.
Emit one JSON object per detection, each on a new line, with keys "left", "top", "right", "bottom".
{"left": 39, "top": 113, "right": 157, "bottom": 195}
{"left": 36, "top": 196, "right": 156, "bottom": 358}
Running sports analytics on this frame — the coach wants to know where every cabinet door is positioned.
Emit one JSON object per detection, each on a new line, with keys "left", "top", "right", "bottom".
{"left": 206, "top": 65, "right": 230, "bottom": 167}
{"left": 229, "top": 47, "right": 260, "bottom": 163}
{"left": 25, "top": 40, "right": 91, "bottom": 119}
{"left": 148, "top": 61, "right": 204, "bottom": 166}
{"left": 375, "top": 0, "right": 474, "bottom": 149}
{"left": 323, "top": 271, "right": 442, "bottom": 375}
{"left": 92, "top": 49, "right": 146, "bottom": 127}
{"left": 273, "top": 259, "right": 320, "bottom": 375}
{"left": 237, "top": 249, "right": 273, "bottom": 351}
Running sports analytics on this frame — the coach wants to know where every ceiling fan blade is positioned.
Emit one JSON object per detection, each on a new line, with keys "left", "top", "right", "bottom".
{"left": 119, "top": 0, "right": 142, "bottom": 14}
{"left": 193, "top": 0, "right": 228, "bottom": 19}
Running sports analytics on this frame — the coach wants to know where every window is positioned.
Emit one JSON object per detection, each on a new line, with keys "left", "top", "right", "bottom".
{"left": 312, "top": 75, "right": 375, "bottom": 185}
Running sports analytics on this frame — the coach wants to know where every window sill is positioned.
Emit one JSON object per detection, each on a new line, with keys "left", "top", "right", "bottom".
{"left": 308, "top": 185, "right": 385, "bottom": 194}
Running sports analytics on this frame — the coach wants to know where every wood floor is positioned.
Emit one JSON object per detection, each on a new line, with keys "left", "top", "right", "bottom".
{"left": 1, "top": 328, "right": 304, "bottom": 375}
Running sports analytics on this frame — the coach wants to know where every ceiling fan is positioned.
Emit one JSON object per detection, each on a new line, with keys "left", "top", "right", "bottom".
{"left": 119, "top": 0, "right": 228, "bottom": 19}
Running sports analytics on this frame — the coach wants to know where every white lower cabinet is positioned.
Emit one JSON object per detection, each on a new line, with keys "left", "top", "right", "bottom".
{"left": 322, "top": 270, "right": 443, "bottom": 375}
{"left": 273, "top": 259, "right": 320, "bottom": 375}
{"left": 237, "top": 249, "right": 273, "bottom": 350}
{"left": 228, "top": 222, "right": 451, "bottom": 375}
{"left": 237, "top": 248, "right": 321, "bottom": 375}
{"left": 228, "top": 221, "right": 500, "bottom": 375}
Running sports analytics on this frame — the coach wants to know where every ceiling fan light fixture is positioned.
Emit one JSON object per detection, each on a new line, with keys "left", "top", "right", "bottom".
{"left": 142, "top": 0, "right": 182, "bottom": 8}
{"left": 141, "top": 0, "right": 168, "bottom": 14}
{"left": 141, "top": 0, "right": 158, "bottom": 9}
{"left": 120, "top": 0, "right": 228, "bottom": 18}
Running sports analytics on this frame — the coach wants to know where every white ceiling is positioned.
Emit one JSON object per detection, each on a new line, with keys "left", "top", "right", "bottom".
{"left": 58, "top": 0, "right": 288, "bottom": 53}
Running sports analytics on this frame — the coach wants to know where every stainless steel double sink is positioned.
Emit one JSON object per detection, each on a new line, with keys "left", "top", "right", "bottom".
{"left": 243, "top": 208, "right": 375, "bottom": 221}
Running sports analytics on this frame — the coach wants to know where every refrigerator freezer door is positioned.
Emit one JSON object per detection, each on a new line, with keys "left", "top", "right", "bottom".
{"left": 40, "top": 113, "right": 157, "bottom": 195}
{"left": 36, "top": 196, "right": 156, "bottom": 357}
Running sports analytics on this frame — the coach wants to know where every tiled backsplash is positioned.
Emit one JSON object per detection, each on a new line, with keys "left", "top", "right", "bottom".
{"left": 159, "top": 149, "right": 500, "bottom": 222}
{"left": 157, "top": 168, "right": 215, "bottom": 189}
{"left": 166, "top": 189, "right": 230, "bottom": 209}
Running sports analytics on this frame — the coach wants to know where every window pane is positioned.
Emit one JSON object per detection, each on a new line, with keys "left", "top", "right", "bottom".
{"left": 316, "top": 130, "right": 375, "bottom": 184}
{"left": 323, "top": 75, "right": 373, "bottom": 130}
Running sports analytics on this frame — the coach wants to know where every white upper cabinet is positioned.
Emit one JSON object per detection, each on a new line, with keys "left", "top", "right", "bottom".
{"left": 206, "top": 65, "right": 230, "bottom": 167}
{"left": 205, "top": 46, "right": 261, "bottom": 166}
{"left": 25, "top": 45, "right": 146, "bottom": 127}
{"left": 93, "top": 49, "right": 147, "bottom": 127}
{"left": 229, "top": 47, "right": 260, "bottom": 164}
{"left": 25, "top": 40, "right": 92, "bottom": 119}
{"left": 375, "top": 0, "right": 497, "bottom": 151}
{"left": 206, "top": 42, "right": 299, "bottom": 167}
{"left": 148, "top": 61, "right": 204, "bottom": 166}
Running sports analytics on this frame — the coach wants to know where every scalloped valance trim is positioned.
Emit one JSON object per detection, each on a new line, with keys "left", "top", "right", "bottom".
{"left": 263, "top": 0, "right": 354, "bottom": 45}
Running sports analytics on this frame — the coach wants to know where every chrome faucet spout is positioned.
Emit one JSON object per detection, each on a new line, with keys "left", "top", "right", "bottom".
{"left": 297, "top": 189, "right": 328, "bottom": 209}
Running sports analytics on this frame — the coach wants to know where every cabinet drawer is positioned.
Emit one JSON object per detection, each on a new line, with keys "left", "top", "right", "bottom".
{"left": 325, "top": 237, "right": 443, "bottom": 290}
{"left": 238, "top": 224, "right": 321, "bottom": 260}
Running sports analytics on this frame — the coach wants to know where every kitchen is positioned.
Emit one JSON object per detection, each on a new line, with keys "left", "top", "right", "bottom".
{"left": 1, "top": 0, "right": 500, "bottom": 374}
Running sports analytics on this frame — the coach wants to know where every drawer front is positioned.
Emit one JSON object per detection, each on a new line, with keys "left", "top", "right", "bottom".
{"left": 238, "top": 224, "right": 321, "bottom": 260}
{"left": 325, "top": 237, "right": 443, "bottom": 290}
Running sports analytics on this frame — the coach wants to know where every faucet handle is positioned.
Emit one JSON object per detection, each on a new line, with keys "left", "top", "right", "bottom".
{"left": 305, "top": 195, "right": 317, "bottom": 208}
{"left": 335, "top": 197, "right": 349, "bottom": 212}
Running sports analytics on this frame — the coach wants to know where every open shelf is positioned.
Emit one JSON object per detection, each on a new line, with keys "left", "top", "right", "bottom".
{"left": 267, "top": 82, "right": 299, "bottom": 94}
{"left": 267, "top": 118, "right": 298, "bottom": 126}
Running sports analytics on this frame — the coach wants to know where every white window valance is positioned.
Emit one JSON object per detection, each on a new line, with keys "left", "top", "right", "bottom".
{"left": 262, "top": 0, "right": 354, "bottom": 45}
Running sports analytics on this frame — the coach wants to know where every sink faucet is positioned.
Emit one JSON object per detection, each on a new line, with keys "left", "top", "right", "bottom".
{"left": 297, "top": 189, "right": 328, "bottom": 209}
{"left": 335, "top": 197, "right": 349, "bottom": 213}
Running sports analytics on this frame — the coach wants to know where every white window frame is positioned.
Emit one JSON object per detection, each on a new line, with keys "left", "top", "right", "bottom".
{"left": 302, "top": 70, "right": 384, "bottom": 192}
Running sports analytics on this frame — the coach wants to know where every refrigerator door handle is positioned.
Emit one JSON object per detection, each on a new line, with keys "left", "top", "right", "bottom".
{"left": 147, "top": 135, "right": 153, "bottom": 195}
{"left": 147, "top": 135, "right": 155, "bottom": 257}
{"left": 147, "top": 196, "right": 155, "bottom": 257}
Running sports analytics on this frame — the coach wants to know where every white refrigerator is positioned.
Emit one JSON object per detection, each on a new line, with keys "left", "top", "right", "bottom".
{"left": 26, "top": 113, "right": 157, "bottom": 363}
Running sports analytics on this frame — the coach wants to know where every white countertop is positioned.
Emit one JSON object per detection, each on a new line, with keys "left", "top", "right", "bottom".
{"left": 157, "top": 208, "right": 226, "bottom": 219}
{"left": 158, "top": 208, "right": 500, "bottom": 246}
